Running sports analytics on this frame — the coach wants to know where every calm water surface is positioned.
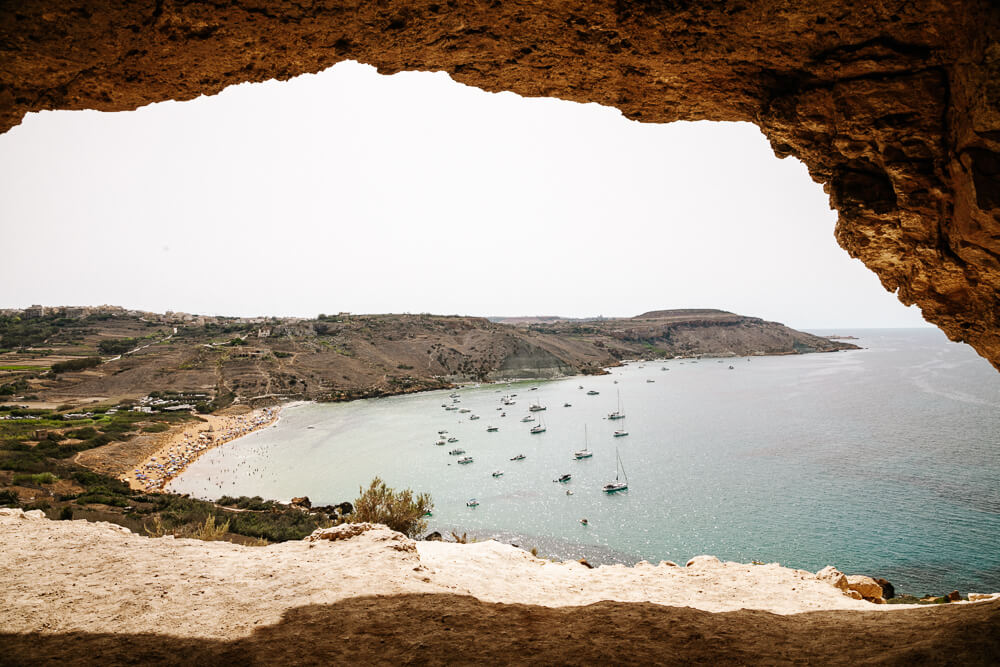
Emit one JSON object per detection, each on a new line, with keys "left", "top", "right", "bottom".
{"left": 170, "top": 329, "right": 1000, "bottom": 595}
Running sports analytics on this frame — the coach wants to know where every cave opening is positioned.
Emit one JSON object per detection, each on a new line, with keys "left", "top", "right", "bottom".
{"left": 0, "top": 61, "right": 926, "bottom": 330}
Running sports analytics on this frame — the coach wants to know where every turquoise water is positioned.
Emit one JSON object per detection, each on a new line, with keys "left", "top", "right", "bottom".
{"left": 170, "top": 329, "right": 1000, "bottom": 595}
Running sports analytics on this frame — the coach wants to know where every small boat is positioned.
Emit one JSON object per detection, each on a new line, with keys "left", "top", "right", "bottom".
{"left": 438, "top": 430, "right": 448, "bottom": 434}
{"left": 566, "top": 490, "right": 573, "bottom": 495}
{"left": 646, "top": 379, "right": 655, "bottom": 383}
{"left": 486, "top": 425, "right": 499, "bottom": 432}
{"left": 613, "top": 429, "right": 629, "bottom": 438}
{"left": 449, "top": 448, "right": 465, "bottom": 455}
{"left": 608, "top": 389, "right": 625, "bottom": 420}
{"left": 458, "top": 456, "right": 474, "bottom": 464}
{"left": 579, "top": 518, "right": 588, "bottom": 525}
{"left": 530, "top": 387, "right": 538, "bottom": 391}
{"left": 496, "top": 407, "right": 503, "bottom": 410}
{"left": 530, "top": 422, "right": 546, "bottom": 434}
{"left": 563, "top": 402, "right": 572, "bottom": 407}
{"left": 469, "top": 414, "right": 480, "bottom": 420}
{"left": 459, "top": 408, "right": 471, "bottom": 413}
{"left": 450, "top": 393, "right": 460, "bottom": 398}
{"left": 435, "top": 440, "right": 446, "bottom": 446}
{"left": 492, "top": 470, "right": 504, "bottom": 478}
{"left": 729, "top": 365, "right": 735, "bottom": 370}
{"left": 528, "top": 402, "right": 546, "bottom": 412}
{"left": 574, "top": 425, "right": 593, "bottom": 459}
{"left": 510, "top": 454, "right": 526, "bottom": 461}
{"left": 586, "top": 390, "right": 599, "bottom": 395}
{"left": 661, "top": 367, "right": 667, "bottom": 371}
{"left": 554, "top": 473, "right": 571, "bottom": 483}
{"left": 521, "top": 415, "right": 535, "bottom": 422}
{"left": 447, "top": 437, "right": 459, "bottom": 443}
{"left": 466, "top": 498, "right": 479, "bottom": 507}
{"left": 500, "top": 412, "right": 506, "bottom": 417}
{"left": 602, "top": 448, "right": 629, "bottom": 493}
{"left": 578, "top": 385, "right": 584, "bottom": 389}
{"left": 445, "top": 406, "right": 458, "bottom": 411}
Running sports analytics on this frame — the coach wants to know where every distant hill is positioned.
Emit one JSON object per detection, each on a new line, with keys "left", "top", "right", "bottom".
{"left": 0, "top": 308, "right": 857, "bottom": 408}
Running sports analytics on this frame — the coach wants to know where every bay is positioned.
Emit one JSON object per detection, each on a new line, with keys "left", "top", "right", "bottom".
{"left": 169, "top": 328, "right": 1000, "bottom": 595}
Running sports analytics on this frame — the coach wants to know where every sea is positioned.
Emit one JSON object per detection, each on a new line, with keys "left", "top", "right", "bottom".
{"left": 169, "top": 328, "right": 1000, "bottom": 596}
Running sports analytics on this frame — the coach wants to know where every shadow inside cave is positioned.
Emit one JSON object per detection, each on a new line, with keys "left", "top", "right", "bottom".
{"left": 2, "top": 594, "right": 998, "bottom": 666}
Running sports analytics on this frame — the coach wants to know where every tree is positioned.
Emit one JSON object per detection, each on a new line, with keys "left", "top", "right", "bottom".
{"left": 350, "top": 477, "right": 433, "bottom": 537}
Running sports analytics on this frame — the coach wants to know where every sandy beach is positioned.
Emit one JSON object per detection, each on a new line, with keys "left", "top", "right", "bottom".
{"left": 121, "top": 406, "right": 280, "bottom": 492}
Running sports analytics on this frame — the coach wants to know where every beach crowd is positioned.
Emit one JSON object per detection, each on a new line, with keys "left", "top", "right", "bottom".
{"left": 126, "top": 408, "right": 279, "bottom": 492}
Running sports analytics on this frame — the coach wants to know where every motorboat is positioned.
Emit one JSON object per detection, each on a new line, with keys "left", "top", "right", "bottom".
{"left": 435, "top": 440, "right": 446, "bottom": 446}
{"left": 563, "top": 403, "right": 572, "bottom": 407}
{"left": 554, "top": 473, "right": 571, "bottom": 483}
{"left": 469, "top": 414, "right": 480, "bottom": 420}
{"left": 521, "top": 415, "right": 535, "bottom": 422}
{"left": 459, "top": 408, "right": 471, "bottom": 413}
{"left": 510, "top": 454, "right": 526, "bottom": 461}
{"left": 486, "top": 425, "right": 499, "bottom": 432}
{"left": 449, "top": 448, "right": 465, "bottom": 455}
{"left": 447, "top": 437, "right": 459, "bottom": 443}
{"left": 492, "top": 470, "right": 504, "bottom": 478}
{"left": 586, "top": 390, "right": 599, "bottom": 395}
{"left": 466, "top": 498, "right": 479, "bottom": 507}
{"left": 457, "top": 456, "right": 474, "bottom": 464}
{"left": 529, "top": 402, "right": 546, "bottom": 412}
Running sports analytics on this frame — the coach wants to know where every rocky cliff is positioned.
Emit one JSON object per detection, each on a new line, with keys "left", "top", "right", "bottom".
{"left": 1, "top": 1, "right": 999, "bottom": 370}
{"left": 2, "top": 509, "right": 998, "bottom": 664}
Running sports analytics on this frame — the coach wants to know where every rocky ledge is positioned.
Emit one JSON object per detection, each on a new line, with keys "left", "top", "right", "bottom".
{"left": 2, "top": 508, "right": 999, "bottom": 663}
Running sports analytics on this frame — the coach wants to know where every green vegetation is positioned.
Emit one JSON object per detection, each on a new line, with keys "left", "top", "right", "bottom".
{"left": 141, "top": 423, "right": 170, "bottom": 433}
{"left": 97, "top": 338, "right": 138, "bottom": 355}
{"left": 51, "top": 356, "right": 102, "bottom": 373}
{"left": 350, "top": 477, "right": 433, "bottom": 538}
{"left": 12, "top": 472, "right": 57, "bottom": 485}
{"left": 0, "top": 365, "right": 47, "bottom": 371}
{"left": 273, "top": 351, "right": 293, "bottom": 358}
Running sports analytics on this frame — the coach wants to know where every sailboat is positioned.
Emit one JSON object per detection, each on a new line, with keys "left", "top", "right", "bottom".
{"left": 574, "top": 425, "right": 593, "bottom": 459}
{"left": 602, "top": 448, "right": 628, "bottom": 493}
{"left": 530, "top": 416, "right": 546, "bottom": 434}
{"left": 608, "top": 389, "right": 625, "bottom": 420}
{"left": 613, "top": 418, "right": 629, "bottom": 438}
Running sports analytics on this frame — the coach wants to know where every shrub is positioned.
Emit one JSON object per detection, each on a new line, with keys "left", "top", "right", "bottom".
{"left": 0, "top": 489, "right": 18, "bottom": 506}
{"left": 98, "top": 338, "right": 137, "bottom": 355}
{"left": 12, "top": 472, "right": 57, "bottom": 485}
{"left": 59, "top": 506, "right": 73, "bottom": 520}
{"left": 349, "top": 477, "right": 433, "bottom": 538}
{"left": 141, "top": 423, "right": 170, "bottom": 433}
{"left": 51, "top": 357, "right": 102, "bottom": 373}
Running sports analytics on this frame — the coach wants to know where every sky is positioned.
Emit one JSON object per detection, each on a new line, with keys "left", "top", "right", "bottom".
{"left": 0, "top": 60, "right": 929, "bottom": 329}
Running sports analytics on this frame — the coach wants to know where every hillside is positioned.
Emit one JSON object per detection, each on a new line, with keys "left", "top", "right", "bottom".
{"left": 0, "top": 307, "right": 856, "bottom": 408}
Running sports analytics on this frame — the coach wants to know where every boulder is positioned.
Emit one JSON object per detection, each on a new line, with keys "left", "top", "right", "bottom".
{"left": 846, "top": 590, "right": 864, "bottom": 600}
{"left": 423, "top": 531, "right": 443, "bottom": 541}
{"left": 686, "top": 555, "right": 721, "bottom": 568}
{"left": 869, "top": 597, "right": 887, "bottom": 604}
{"left": 968, "top": 593, "right": 999, "bottom": 602}
{"left": 874, "top": 577, "right": 895, "bottom": 599}
{"left": 946, "top": 590, "right": 961, "bottom": 602}
{"left": 846, "top": 575, "right": 883, "bottom": 600}
{"left": 660, "top": 561, "right": 679, "bottom": 567}
{"left": 290, "top": 496, "right": 311, "bottom": 508}
{"left": 816, "top": 566, "right": 849, "bottom": 591}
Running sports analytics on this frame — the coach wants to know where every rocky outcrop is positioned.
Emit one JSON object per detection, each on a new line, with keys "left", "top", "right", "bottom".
{"left": 1, "top": 3, "right": 999, "bottom": 368}
{"left": 847, "top": 575, "right": 885, "bottom": 603}
{"left": 816, "top": 566, "right": 849, "bottom": 592}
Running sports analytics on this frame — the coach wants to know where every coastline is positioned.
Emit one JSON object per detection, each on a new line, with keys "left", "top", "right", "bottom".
{"left": 122, "top": 405, "right": 282, "bottom": 493}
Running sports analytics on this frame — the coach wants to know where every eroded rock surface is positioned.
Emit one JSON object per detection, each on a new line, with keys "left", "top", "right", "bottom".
{"left": 2, "top": 1, "right": 998, "bottom": 366}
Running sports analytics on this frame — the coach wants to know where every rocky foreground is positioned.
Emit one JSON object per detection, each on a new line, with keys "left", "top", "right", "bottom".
{"left": 2, "top": 509, "right": 998, "bottom": 665}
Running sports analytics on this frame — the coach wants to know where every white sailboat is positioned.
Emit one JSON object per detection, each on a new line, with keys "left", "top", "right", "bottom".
{"left": 608, "top": 389, "right": 625, "bottom": 420}
{"left": 602, "top": 448, "right": 628, "bottom": 493}
{"left": 574, "top": 425, "right": 593, "bottom": 459}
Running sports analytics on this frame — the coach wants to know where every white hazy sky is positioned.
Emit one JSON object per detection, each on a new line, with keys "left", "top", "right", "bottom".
{"left": 0, "top": 61, "right": 928, "bottom": 329}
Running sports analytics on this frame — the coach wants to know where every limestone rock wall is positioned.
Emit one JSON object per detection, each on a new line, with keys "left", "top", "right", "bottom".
{"left": 2, "top": 1, "right": 998, "bottom": 366}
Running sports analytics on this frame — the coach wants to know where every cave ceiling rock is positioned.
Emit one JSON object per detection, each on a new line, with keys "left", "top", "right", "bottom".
{"left": 1, "top": 0, "right": 998, "bottom": 367}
